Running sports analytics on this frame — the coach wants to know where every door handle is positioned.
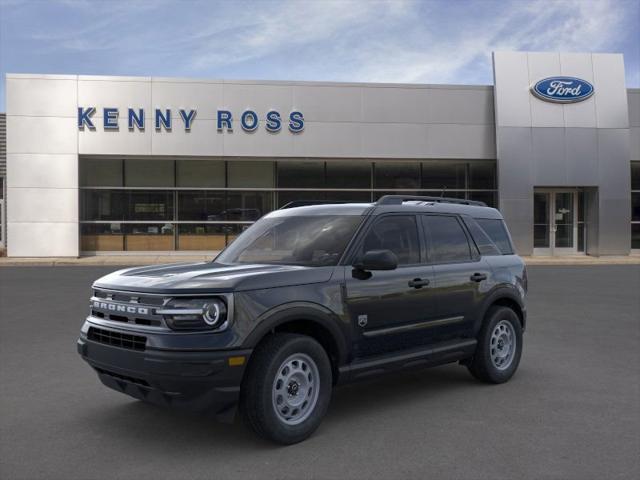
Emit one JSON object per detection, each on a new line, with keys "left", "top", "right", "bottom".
{"left": 470, "top": 272, "right": 487, "bottom": 282}
{"left": 408, "top": 278, "right": 430, "bottom": 289}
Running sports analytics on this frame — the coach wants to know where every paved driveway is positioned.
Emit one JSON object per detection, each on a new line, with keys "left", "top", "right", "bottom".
{"left": 1, "top": 265, "right": 639, "bottom": 480}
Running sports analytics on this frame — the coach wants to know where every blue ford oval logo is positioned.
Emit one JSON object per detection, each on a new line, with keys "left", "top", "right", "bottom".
{"left": 531, "top": 77, "right": 594, "bottom": 103}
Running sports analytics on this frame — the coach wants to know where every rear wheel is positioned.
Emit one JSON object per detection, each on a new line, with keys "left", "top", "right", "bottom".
{"left": 467, "top": 306, "right": 522, "bottom": 384}
{"left": 240, "top": 333, "right": 332, "bottom": 444}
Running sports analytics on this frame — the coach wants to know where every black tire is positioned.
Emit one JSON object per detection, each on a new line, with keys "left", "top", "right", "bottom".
{"left": 240, "top": 333, "right": 332, "bottom": 444}
{"left": 467, "top": 306, "right": 523, "bottom": 384}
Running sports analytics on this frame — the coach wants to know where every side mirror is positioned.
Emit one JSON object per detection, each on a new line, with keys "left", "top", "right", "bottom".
{"left": 354, "top": 249, "right": 398, "bottom": 271}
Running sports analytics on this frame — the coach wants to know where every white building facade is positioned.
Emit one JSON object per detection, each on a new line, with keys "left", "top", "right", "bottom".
{"left": 3, "top": 51, "right": 640, "bottom": 257}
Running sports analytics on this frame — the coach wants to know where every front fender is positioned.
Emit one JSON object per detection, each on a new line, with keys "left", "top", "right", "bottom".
{"left": 241, "top": 302, "right": 349, "bottom": 365}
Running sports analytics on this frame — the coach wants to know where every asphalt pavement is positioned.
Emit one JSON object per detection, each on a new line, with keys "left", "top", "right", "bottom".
{"left": 1, "top": 265, "right": 639, "bottom": 480}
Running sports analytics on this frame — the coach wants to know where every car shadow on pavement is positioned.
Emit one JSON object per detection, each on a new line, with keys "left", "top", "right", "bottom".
{"left": 77, "top": 364, "right": 480, "bottom": 450}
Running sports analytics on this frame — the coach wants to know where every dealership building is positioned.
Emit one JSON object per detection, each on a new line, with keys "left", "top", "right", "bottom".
{"left": 1, "top": 51, "right": 639, "bottom": 257}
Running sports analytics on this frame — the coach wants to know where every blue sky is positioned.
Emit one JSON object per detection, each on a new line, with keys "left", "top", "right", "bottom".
{"left": 0, "top": 0, "right": 638, "bottom": 111}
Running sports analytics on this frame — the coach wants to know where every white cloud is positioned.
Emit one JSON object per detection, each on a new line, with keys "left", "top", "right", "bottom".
{"left": 345, "top": 0, "right": 630, "bottom": 84}
{"left": 1, "top": 0, "right": 637, "bottom": 86}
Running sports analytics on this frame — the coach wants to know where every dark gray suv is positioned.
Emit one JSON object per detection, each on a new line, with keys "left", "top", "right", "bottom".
{"left": 78, "top": 195, "right": 527, "bottom": 444}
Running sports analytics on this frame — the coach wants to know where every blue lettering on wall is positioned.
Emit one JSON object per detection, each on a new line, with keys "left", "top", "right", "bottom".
{"left": 79, "top": 106, "right": 303, "bottom": 134}
{"left": 78, "top": 107, "right": 96, "bottom": 129}
{"left": 179, "top": 109, "right": 197, "bottom": 130}
{"left": 241, "top": 110, "right": 259, "bottom": 132}
{"left": 103, "top": 108, "right": 119, "bottom": 129}
{"left": 217, "top": 110, "right": 233, "bottom": 131}
{"left": 155, "top": 109, "right": 172, "bottom": 130}
{"left": 288, "top": 111, "right": 304, "bottom": 133}
{"left": 128, "top": 108, "right": 145, "bottom": 130}
{"left": 265, "top": 110, "right": 282, "bottom": 132}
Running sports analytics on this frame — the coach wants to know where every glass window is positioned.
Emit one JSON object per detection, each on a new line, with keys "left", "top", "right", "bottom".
{"left": 632, "top": 193, "right": 640, "bottom": 222}
{"left": 632, "top": 224, "right": 640, "bottom": 249}
{"left": 123, "top": 223, "right": 174, "bottom": 251}
{"left": 217, "top": 215, "right": 363, "bottom": 266}
{"left": 176, "top": 160, "right": 225, "bottom": 188}
{"left": 421, "top": 163, "right": 465, "bottom": 190}
{"left": 325, "top": 190, "right": 372, "bottom": 203}
{"left": 375, "top": 162, "right": 420, "bottom": 189}
{"left": 81, "top": 190, "right": 126, "bottom": 221}
{"left": 125, "top": 159, "right": 175, "bottom": 187}
{"left": 127, "top": 191, "right": 174, "bottom": 221}
{"left": 326, "top": 161, "right": 371, "bottom": 189}
{"left": 178, "top": 191, "right": 224, "bottom": 221}
{"left": 631, "top": 162, "right": 640, "bottom": 191}
{"left": 80, "top": 223, "right": 124, "bottom": 251}
{"left": 361, "top": 215, "right": 420, "bottom": 265}
{"left": 462, "top": 217, "right": 501, "bottom": 256}
{"left": 226, "top": 191, "right": 272, "bottom": 220}
{"left": 423, "top": 215, "right": 472, "bottom": 263}
{"left": 468, "top": 162, "right": 496, "bottom": 189}
{"left": 277, "top": 191, "right": 327, "bottom": 208}
{"left": 476, "top": 218, "right": 514, "bottom": 255}
{"left": 277, "top": 161, "right": 325, "bottom": 188}
{"left": 80, "top": 158, "right": 123, "bottom": 186}
{"left": 228, "top": 161, "right": 274, "bottom": 188}
{"left": 177, "top": 224, "right": 229, "bottom": 251}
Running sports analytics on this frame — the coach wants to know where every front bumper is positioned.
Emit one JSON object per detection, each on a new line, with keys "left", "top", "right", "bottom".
{"left": 77, "top": 332, "right": 251, "bottom": 422}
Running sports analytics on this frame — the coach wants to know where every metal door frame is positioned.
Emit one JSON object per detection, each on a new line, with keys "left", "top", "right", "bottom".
{"left": 533, "top": 188, "right": 580, "bottom": 256}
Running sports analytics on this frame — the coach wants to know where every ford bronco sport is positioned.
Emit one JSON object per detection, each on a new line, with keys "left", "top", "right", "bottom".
{"left": 78, "top": 195, "right": 527, "bottom": 444}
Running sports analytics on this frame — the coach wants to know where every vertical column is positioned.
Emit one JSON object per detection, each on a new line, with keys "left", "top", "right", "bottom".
{"left": 6, "top": 75, "right": 79, "bottom": 257}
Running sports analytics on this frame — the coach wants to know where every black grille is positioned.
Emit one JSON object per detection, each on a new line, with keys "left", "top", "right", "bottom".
{"left": 87, "top": 327, "right": 146, "bottom": 351}
{"left": 94, "top": 289, "right": 165, "bottom": 306}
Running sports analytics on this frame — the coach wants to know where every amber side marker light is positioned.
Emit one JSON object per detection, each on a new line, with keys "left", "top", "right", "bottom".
{"left": 228, "top": 356, "right": 246, "bottom": 367}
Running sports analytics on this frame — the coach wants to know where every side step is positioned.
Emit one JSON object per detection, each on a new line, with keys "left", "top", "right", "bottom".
{"left": 337, "top": 338, "right": 477, "bottom": 384}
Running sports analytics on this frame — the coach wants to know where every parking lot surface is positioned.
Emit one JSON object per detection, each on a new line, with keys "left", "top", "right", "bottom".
{"left": 1, "top": 265, "right": 639, "bottom": 480}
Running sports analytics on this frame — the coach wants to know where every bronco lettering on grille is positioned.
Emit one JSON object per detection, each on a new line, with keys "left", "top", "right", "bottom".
{"left": 92, "top": 300, "right": 149, "bottom": 315}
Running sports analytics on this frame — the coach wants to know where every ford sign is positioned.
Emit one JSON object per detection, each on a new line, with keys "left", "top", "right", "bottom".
{"left": 531, "top": 77, "right": 594, "bottom": 103}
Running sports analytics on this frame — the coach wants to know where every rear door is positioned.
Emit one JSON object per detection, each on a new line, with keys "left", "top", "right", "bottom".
{"left": 421, "top": 214, "right": 491, "bottom": 340}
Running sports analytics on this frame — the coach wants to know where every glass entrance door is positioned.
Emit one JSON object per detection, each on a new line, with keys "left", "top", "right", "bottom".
{"left": 533, "top": 189, "right": 579, "bottom": 255}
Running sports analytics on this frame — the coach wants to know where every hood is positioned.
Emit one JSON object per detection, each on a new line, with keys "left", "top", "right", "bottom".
{"left": 93, "top": 262, "right": 335, "bottom": 294}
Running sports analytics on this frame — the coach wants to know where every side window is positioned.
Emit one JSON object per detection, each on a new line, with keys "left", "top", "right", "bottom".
{"left": 463, "top": 217, "right": 501, "bottom": 256}
{"left": 423, "top": 215, "right": 472, "bottom": 263}
{"left": 360, "top": 215, "right": 420, "bottom": 265}
{"left": 476, "top": 218, "right": 514, "bottom": 254}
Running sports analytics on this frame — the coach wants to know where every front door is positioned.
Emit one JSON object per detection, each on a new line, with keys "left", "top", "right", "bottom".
{"left": 343, "top": 214, "right": 438, "bottom": 357}
{"left": 533, "top": 189, "right": 579, "bottom": 255}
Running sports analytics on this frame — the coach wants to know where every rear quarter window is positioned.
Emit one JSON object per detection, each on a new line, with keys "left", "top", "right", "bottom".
{"left": 475, "top": 218, "right": 514, "bottom": 255}
{"left": 463, "top": 217, "right": 501, "bottom": 256}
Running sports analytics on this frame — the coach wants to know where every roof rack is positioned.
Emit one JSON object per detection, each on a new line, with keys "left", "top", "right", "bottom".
{"left": 376, "top": 195, "right": 487, "bottom": 207}
{"left": 279, "top": 200, "right": 352, "bottom": 209}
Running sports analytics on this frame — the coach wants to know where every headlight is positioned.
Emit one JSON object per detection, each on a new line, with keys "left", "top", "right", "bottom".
{"left": 157, "top": 298, "right": 228, "bottom": 331}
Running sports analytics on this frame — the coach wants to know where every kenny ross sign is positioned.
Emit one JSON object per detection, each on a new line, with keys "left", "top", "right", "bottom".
{"left": 78, "top": 107, "right": 305, "bottom": 133}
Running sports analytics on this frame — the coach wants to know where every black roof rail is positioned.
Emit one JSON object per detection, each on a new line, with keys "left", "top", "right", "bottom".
{"left": 376, "top": 195, "right": 487, "bottom": 207}
{"left": 279, "top": 200, "right": 353, "bottom": 209}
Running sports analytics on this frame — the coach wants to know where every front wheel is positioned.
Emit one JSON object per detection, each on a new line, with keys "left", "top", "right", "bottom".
{"left": 467, "top": 306, "right": 523, "bottom": 384}
{"left": 240, "top": 333, "right": 332, "bottom": 444}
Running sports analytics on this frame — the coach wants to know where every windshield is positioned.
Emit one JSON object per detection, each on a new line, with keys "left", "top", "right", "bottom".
{"left": 216, "top": 215, "right": 363, "bottom": 266}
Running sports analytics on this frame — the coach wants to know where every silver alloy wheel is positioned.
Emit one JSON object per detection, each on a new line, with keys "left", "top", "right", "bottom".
{"left": 490, "top": 320, "right": 516, "bottom": 370}
{"left": 272, "top": 353, "right": 320, "bottom": 426}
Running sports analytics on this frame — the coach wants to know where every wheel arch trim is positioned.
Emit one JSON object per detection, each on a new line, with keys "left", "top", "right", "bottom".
{"left": 242, "top": 302, "right": 349, "bottom": 366}
{"left": 475, "top": 287, "right": 526, "bottom": 334}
